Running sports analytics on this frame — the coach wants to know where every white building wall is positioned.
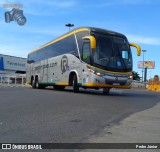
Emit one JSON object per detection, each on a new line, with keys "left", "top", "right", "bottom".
{"left": 0, "top": 54, "right": 27, "bottom": 73}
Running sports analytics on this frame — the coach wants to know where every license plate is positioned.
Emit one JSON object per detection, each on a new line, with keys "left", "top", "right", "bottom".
{"left": 113, "top": 83, "right": 120, "bottom": 86}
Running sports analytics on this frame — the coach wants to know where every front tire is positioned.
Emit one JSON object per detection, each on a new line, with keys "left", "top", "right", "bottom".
{"left": 73, "top": 75, "right": 79, "bottom": 93}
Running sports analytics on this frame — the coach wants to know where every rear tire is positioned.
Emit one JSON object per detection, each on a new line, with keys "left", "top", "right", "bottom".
{"left": 103, "top": 88, "right": 110, "bottom": 95}
{"left": 35, "top": 77, "right": 39, "bottom": 89}
{"left": 35, "top": 77, "right": 45, "bottom": 89}
{"left": 73, "top": 75, "right": 79, "bottom": 93}
{"left": 32, "top": 79, "right": 36, "bottom": 89}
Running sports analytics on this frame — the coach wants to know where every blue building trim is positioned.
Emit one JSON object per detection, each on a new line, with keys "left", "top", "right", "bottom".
{"left": 0, "top": 57, "right": 4, "bottom": 71}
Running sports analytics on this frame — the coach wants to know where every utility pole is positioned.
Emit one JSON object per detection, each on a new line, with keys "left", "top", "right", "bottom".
{"left": 142, "top": 50, "right": 147, "bottom": 82}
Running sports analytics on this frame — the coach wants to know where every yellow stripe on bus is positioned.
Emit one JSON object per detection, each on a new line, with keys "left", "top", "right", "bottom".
{"left": 86, "top": 64, "right": 132, "bottom": 75}
{"left": 84, "top": 83, "right": 132, "bottom": 89}
{"left": 56, "top": 82, "right": 69, "bottom": 86}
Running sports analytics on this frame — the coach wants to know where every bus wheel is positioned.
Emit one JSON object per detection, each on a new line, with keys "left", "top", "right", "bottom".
{"left": 73, "top": 75, "right": 79, "bottom": 93}
{"left": 103, "top": 88, "right": 110, "bottom": 95}
{"left": 32, "top": 80, "right": 36, "bottom": 89}
{"left": 35, "top": 77, "right": 40, "bottom": 89}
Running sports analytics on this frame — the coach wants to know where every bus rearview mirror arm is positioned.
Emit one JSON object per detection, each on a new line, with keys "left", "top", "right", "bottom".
{"left": 130, "top": 43, "right": 141, "bottom": 56}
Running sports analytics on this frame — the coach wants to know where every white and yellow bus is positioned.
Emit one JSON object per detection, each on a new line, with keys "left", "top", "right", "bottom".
{"left": 26, "top": 27, "right": 141, "bottom": 94}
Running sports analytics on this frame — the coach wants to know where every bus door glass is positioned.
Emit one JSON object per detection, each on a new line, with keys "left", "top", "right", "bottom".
{"left": 81, "top": 41, "right": 91, "bottom": 84}
{"left": 82, "top": 42, "right": 91, "bottom": 64}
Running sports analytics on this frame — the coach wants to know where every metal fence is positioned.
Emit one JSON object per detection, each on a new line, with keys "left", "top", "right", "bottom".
{"left": 0, "top": 73, "right": 26, "bottom": 87}
{"left": 0, "top": 74, "right": 148, "bottom": 89}
{"left": 131, "top": 80, "right": 148, "bottom": 89}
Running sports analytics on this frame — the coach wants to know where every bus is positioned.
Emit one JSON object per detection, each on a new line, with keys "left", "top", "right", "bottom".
{"left": 26, "top": 27, "right": 141, "bottom": 94}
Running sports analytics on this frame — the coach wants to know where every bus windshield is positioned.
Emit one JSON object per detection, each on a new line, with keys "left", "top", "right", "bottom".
{"left": 93, "top": 33, "right": 132, "bottom": 72}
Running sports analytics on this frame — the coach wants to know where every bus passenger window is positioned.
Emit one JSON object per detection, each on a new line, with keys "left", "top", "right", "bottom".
{"left": 82, "top": 42, "right": 90, "bottom": 64}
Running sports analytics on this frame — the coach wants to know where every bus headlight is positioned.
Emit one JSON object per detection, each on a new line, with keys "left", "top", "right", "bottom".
{"left": 88, "top": 68, "right": 95, "bottom": 73}
{"left": 88, "top": 68, "right": 103, "bottom": 76}
{"left": 129, "top": 75, "right": 133, "bottom": 79}
{"left": 96, "top": 72, "right": 101, "bottom": 76}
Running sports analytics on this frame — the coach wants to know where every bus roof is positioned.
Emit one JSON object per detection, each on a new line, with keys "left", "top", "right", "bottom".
{"left": 88, "top": 27, "right": 126, "bottom": 37}
{"left": 28, "top": 27, "right": 126, "bottom": 55}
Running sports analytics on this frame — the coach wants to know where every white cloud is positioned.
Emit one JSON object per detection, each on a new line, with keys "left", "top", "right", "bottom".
{"left": 127, "top": 34, "right": 160, "bottom": 45}
{"left": 21, "top": 0, "right": 77, "bottom": 8}
{"left": 96, "top": 0, "right": 158, "bottom": 7}
{"left": 0, "top": 44, "right": 29, "bottom": 57}
{"left": 120, "top": 0, "right": 154, "bottom": 5}
{"left": 0, "top": 0, "right": 77, "bottom": 7}
{"left": 0, "top": 0, "right": 78, "bottom": 16}
{"left": 0, "top": 0, "right": 19, "bottom": 7}
{"left": 17, "top": 25, "right": 67, "bottom": 36}
{"left": 27, "top": 0, "right": 78, "bottom": 16}
{"left": 27, "top": 28, "right": 65, "bottom": 36}
{"left": 42, "top": 0, "right": 77, "bottom": 8}
{"left": 0, "top": 0, "right": 13, "bottom": 4}
{"left": 0, "top": 24, "right": 68, "bottom": 57}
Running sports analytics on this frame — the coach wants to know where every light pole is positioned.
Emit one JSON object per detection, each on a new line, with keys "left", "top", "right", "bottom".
{"left": 150, "top": 70, "right": 152, "bottom": 79}
{"left": 142, "top": 50, "right": 147, "bottom": 82}
{"left": 65, "top": 23, "right": 74, "bottom": 32}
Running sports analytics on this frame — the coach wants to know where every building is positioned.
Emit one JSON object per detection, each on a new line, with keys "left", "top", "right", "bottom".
{"left": 0, "top": 54, "right": 27, "bottom": 74}
{"left": 0, "top": 54, "right": 27, "bottom": 84}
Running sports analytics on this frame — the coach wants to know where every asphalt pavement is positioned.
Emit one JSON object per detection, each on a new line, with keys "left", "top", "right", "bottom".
{"left": 81, "top": 99, "right": 160, "bottom": 152}
{"left": 0, "top": 86, "right": 160, "bottom": 151}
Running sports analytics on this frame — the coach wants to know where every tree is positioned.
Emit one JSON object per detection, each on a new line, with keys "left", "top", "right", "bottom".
{"left": 132, "top": 71, "right": 141, "bottom": 81}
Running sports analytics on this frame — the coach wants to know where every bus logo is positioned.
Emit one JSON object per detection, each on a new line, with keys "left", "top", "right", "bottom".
{"left": 61, "top": 55, "right": 68, "bottom": 74}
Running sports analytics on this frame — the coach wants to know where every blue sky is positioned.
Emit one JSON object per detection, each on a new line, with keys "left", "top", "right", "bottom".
{"left": 0, "top": 0, "right": 160, "bottom": 79}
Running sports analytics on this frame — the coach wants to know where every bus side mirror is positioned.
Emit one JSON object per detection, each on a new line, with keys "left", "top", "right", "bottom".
{"left": 82, "top": 36, "right": 96, "bottom": 50}
{"left": 130, "top": 43, "right": 141, "bottom": 56}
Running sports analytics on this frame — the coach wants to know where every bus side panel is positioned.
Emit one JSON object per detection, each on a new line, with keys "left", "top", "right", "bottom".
{"left": 81, "top": 63, "right": 90, "bottom": 85}
{"left": 48, "top": 56, "right": 62, "bottom": 85}
{"left": 26, "top": 61, "right": 37, "bottom": 84}
{"left": 47, "top": 54, "right": 82, "bottom": 86}
{"left": 34, "top": 60, "right": 48, "bottom": 83}
{"left": 26, "top": 63, "right": 31, "bottom": 84}
{"left": 68, "top": 55, "right": 82, "bottom": 84}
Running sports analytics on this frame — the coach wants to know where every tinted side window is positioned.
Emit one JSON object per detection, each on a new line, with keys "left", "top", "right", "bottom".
{"left": 27, "top": 54, "right": 34, "bottom": 64}
{"left": 52, "top": 35, "right": 77, "bottom": 56}
{"left": 28, "top": 35, "right": 77, "bottom": 62}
